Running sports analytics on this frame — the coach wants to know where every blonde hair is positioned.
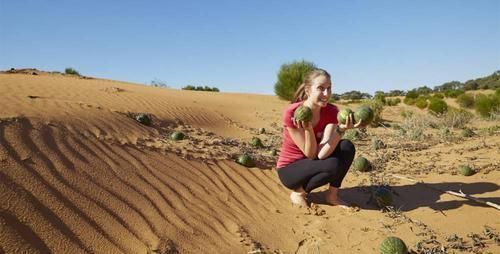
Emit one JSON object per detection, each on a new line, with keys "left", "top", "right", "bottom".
{"left": 292, "top": 68, "right": 331, "bottom": 103}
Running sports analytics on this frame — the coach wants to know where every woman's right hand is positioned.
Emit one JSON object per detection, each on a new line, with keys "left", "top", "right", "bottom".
{"left": 291, "top": 117, "right": 312, "bottom": 130}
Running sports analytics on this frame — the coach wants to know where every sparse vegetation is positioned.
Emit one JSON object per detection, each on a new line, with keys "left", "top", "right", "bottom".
{"left": 151, "top": 80, "right": 170, "bottom": 88}
{"left": 182, "top": 85, "right": 220, "bottom": 92}
{"left": 474, "top": 93, "right": 500, "bottom": 118}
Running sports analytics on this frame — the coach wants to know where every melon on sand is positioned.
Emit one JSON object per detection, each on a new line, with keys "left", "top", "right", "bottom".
{"left": 380, "top": 236, "right": 408, "bottom": 254}
{"left": 353, "top": 106, "right": 374, "bottom": 126}
{"left": 250, "top": 137, "right": 264, "bottom": 148}
{"left": 373, "top": 186, "right": 393, "bottom": 208}
{"left": 337, "top": 108, "right": 353, "bottom": 124}
{"left": 135, "top": 113, "right": 152, "bottom": 126}
{"left": 170, "top": 131, "right": 185, "bottom": 141}
{"left": 237, "top": 153, "right": 255, "bottom": 167}
{"left": 458, "top": 165, "right": 475, "bottom": 176}
{"left": 294, "top": 105, "right": 313, "bottom": 122}
{"left": 352, "top": 156, "right": 371, "bottom": 172}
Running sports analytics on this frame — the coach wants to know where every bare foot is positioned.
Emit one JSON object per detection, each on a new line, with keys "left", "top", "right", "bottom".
{"left": 324, "top": 192, "right": 350, "bottom": 208}
{"left": 290, "top": 191, "right": 308, "bottom": 207}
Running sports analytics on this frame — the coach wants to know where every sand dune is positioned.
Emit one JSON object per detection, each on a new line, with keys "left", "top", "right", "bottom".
{"left": 1, "top": 72, "right": 499, "bottom": 253}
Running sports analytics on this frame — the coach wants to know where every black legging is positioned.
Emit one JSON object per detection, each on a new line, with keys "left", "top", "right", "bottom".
{"left": 277, "top": 139, "right": 355, "bottom": 193}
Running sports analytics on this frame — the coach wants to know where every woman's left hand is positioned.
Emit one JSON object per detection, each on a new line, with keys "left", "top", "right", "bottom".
{"left": 338, "top": 113, "right": 363, "bottom": 131}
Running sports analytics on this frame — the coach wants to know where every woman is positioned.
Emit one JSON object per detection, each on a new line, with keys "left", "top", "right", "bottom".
{"left": 276, "top": 69, "right": 363, "bottom": 207}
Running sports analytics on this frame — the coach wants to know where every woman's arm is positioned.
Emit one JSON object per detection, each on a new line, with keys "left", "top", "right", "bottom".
{"left": 317, "top": 124, "right": 342, "bottom": 159}
{"left": 287, "top": 125, "right": 318, "bottom": 160}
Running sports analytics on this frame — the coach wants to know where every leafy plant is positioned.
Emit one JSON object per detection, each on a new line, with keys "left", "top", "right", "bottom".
{"left": 428, "top": 98, "right": 448, "bottom": 114}
{"left": 456, "top": 93, "right": 475, "bottom": 108}
{"left": 274, "top": 60, "right": 316, "bottom": 101}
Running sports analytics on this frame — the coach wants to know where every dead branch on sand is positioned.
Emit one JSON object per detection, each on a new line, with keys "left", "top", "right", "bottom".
{"left": 389, "top": 174, "right": 500, "bottom": 210}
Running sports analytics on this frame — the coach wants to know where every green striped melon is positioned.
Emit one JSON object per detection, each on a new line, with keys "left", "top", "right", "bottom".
{"left": 237, "top": 153, "right": 255, "bottom": 167}
{"left": 354, "top": 106, "right": 374, "bottom": 126}
{"left": 337, "top": 108, "right": 353, "bottom": 124}
{"left": 170, "top": 131, "right": 185, "bottom": 141}
{"left": 135, "top": 113, "right": 152, "bottom": 126}
{"left": 458, "top": 165, "right": 474, "bottom": 176}
{"left": 374, "top": 187, "right": 393, "bottom": 208}
{"left": 293, "top": 105, "right": 313, "bottom": 122}
{"left": 352, "top": 156, "right": 371, "bottom": 172}
{"left": 250, "top": 137, "right": 264, "bottom": 148}
{"left": 380, "top": 236, "right": 407, "bottom": 254}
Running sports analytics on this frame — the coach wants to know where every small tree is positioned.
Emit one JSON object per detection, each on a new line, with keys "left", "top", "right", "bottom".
{"left": 274, "top": 60, "right": 316, "bottom": 101}
{"left": 65, "top": 67, "right": 80, "bottom": 76}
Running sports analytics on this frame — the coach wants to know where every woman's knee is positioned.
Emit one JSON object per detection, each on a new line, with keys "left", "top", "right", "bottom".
{"left": 339, "top": 139, "right": 356, "bottom": 156}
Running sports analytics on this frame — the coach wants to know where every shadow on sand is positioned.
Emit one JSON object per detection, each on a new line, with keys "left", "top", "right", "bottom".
{"left": 307, "top": 181, "right": 500, "bottom": 211}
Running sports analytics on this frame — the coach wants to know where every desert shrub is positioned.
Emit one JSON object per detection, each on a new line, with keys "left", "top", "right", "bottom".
{"left": 474, "top": 93, "right": 500, "bottom": 118}
{"left": 374, "top": 92, "right": 386, "bottom": 104}
{"left": 403, "top": 97, "right": 416, "bottom": 105}
{"left": 415, "top": 97, "right": 428, "bottom": 109}
{"left": 274, "top": 60, "right": 316, "bottom": 101}
{"left": 398, "top": 113, "right": 429, "bottom": 140}
{"left": 433, "top": 93, "right": 444, "bottom": 99}
{"left": 444, "top": 89, "right": 465, "bottom": 98}
{"left": 65, "top": 67, "right": 80, "bottom": 76}
{"left": 435, "top": 107, "right": 474, "bottom": 129}
{"left": 400, "top": 110, "right": 414, "bottom": 119}
{"left": 181, "top": 85, "right": 219, "bottom": 92}
{"left": 456, "top": 93, "right": 475, "bottom": 108}
{"left": 362, "top": 99, "right": 384, "bottom": 127}
{"left": 386, "top": 98, "right": 400, "bottom": 106}
{"left": 151, "top": 80, "right": 170, "bottom": 88}
{"left": 405, "top": 90, "right": 419, "bottom": 99}
{"left": 428, "top": 98, "right": 448, "bottom": 114}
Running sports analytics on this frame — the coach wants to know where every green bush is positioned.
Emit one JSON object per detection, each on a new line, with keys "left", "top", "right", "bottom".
{"left": 403, "top": 97, "right": 416, "bottom": 105}
{"left": 274, "top": 60, "right": 316, "bottom": 101}
{"left": 386, "top": 98, "right": 401, "bottom": 106}
{"left": 444, "top": 89, "right": 465, "bottom": 98}
{"left": 405, "top": 90, "right": 419, "bottom": 99}
{"left": 474, "top": 93, "right": 500, "bottom": 118}
{"left": 428, "top": 98, "right": 448, "bottom": 114}
{"left": 415, "top": 98, "right": 428, "bottom": 109}
{"left": 438, "top": 107, "right": 474, "bottom": 129}
{"left": 433, "top": 93, "right": 444, "bottom": 99}
{"left": 456, "top": 93, "right": 475, "bottom": 108}
{"left": 181, "top": 85, "right": 219, "bottom": 92}
{"left": 65, "top": 67, "right": 80, "bottom": 76}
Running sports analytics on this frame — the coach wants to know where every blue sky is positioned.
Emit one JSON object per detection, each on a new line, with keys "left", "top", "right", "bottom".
{"left": 1, "top": 0, "right": 499, "bottom": 95}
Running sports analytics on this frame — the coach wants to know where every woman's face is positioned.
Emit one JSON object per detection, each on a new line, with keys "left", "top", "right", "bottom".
{"left": 307, "top": 75, "right": 332, "bottom": 107}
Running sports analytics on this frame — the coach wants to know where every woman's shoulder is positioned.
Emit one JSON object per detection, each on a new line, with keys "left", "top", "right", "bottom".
{"left": 284, "top": 102, "right": 303, "bottom": 113}
{"left": 324, "top": 103, "right": 339, "bottom": 113}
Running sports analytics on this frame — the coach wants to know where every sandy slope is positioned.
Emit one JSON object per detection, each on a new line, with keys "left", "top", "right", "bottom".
{"left": 1, "top": 72, "right": 499, "bottom": 254}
